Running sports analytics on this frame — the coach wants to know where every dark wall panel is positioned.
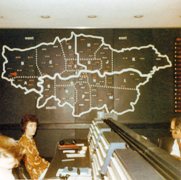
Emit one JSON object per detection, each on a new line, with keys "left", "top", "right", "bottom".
{"left": 0, "top": 29, "right": 180, "bottom": 124}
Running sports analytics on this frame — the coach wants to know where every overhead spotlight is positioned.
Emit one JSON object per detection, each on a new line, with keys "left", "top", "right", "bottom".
{"left": 40, "top": 15, "right": 51, "bottom": 19}
{"left": 87, "top": 15, "right": 97, "bottom": 19}
{"left": 134, "top": 15, "right": 144, "bottom": 18}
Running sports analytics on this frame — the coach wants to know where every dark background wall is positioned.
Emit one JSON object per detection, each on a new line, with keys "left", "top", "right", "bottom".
{"left": 0, "top": 29, "right": 180, "bottom": 157}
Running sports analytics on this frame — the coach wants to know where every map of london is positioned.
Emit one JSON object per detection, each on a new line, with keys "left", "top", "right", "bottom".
{"left": 1, "top": 32, "right": 172, "bottom": 117}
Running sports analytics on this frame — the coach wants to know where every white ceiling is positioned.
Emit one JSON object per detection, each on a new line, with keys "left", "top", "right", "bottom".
{"left": 0, "top": 0, "right": 181, "bottom": 28}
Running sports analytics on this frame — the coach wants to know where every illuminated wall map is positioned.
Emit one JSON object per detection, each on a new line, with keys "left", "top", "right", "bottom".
{"left": 1, "top": 32, "right": 172, "bottom": 117}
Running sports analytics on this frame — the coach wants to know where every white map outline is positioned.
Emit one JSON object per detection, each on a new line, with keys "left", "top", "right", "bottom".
{"left": 1, "top": 32, "right": 172, "bottom": 117}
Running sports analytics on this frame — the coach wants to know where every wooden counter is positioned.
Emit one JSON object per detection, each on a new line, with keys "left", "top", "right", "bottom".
{"left": 44, "top": 139, "right": 91, "bottom": 179}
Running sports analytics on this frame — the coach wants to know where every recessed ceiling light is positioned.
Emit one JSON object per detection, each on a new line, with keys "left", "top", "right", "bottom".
{"left": 87, "top": 15, "right": 97, "bottom": 19}
{"left": 134, "top": 15, "right": 144, "bottom": 18}
{"left": 40, "top": 15, "right": 51, "bottom": 19}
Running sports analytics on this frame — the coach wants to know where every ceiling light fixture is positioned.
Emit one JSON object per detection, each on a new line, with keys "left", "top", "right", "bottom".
{"left": 134, "top": 15, "right": 144, "bottom": 18}
{"left": 40, "top": 15, "right": 51, "bottom": 19}
{"left": 87, "top": 15, "right": 97, "bottom": 19}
